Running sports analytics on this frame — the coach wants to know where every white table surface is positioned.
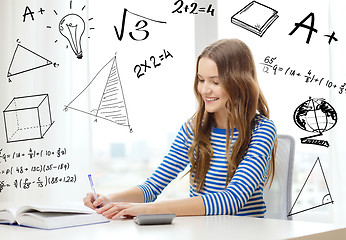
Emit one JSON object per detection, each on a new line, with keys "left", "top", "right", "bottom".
{"left": 0, "top": 215, "right": 344, "bottom": 240}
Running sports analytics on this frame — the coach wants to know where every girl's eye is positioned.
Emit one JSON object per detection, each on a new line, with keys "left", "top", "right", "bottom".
{"left": 198, "top": 78, "right": 205, "bottom": 82}
{"left": 213, "top": 81, "right": 219, "bottom": 85}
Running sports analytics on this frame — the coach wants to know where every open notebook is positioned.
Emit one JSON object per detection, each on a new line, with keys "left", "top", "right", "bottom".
{"left": 0, "top": 204, "right": 109, "bottom": 230}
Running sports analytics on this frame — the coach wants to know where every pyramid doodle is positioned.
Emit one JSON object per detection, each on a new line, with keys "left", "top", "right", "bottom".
{"left": 64, "top": 54, "right": 131, "bottom": 131}
{"left": 288, "top": 157, "right": 334, "bottom": 217}
{"left": 7, "top": 44, "right": 52, "bottom": 77}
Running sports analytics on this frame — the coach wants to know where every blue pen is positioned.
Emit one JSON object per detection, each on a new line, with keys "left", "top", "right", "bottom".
{"left": 88, "top": 174, "right": 100, "bottom": 208}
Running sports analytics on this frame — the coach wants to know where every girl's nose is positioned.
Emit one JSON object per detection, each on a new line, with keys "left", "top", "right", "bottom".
{"left": 202, "top": 83, "right": 212, "bottom": 94}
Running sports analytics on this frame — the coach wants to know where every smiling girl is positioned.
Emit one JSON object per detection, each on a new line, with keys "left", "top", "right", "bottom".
{"left": 84, "top": 38, "right": 277, "bottom": 219}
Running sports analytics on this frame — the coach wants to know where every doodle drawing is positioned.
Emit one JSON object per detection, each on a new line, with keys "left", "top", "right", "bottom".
{"left": 3, "top": 94, "right": 54, "bottom": 143}
{"left": 59, "top": 13, "right": 86, "bottom": 59}
{"left": 293, "top": 97, "right": 337, "bottom": 147}
{"left": 114, "top": 8, "right": 167, "bottom": 41}
{"left": 64, "top": 54, "right": 132, "bottom": 132}
{"left": 288, "top": 157, "right": 334, "bottom": 217}
{"left": 231, "top": 1, "right": 278, "bottom": 37}
{"left": 7, "top": 44, "right": 52, "bottom": 78}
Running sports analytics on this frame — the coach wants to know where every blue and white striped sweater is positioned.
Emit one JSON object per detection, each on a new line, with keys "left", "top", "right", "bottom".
{"left": 138, "top": 114, "right": 277, "bottom": 217}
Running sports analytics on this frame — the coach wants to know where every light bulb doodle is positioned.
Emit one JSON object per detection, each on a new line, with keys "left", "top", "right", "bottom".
{"left": 59, "top": 13, "right": 85, "bottom": 59}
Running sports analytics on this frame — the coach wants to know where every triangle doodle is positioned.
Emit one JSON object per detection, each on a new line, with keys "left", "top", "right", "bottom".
{"left": 288, "top": 157, "right": 334, "bottom": 217}
{"left": 7, "top": 44, "right": 52, "bottom": 77}
{"left": 64, "top": 54, "right": 132, "bottom": 131}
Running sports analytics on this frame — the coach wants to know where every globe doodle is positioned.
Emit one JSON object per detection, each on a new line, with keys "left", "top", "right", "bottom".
{"left": 293, "top": 97, "right": 337, "bottom": 147}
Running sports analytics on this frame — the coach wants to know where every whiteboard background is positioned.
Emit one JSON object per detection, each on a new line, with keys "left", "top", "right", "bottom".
{"left": 0, "top": 0, "right": 346, "bottom": 225}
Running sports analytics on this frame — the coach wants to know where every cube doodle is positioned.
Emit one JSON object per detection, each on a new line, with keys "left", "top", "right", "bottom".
{"left": 3, "top": 94, "right": 54, "bottom": 143}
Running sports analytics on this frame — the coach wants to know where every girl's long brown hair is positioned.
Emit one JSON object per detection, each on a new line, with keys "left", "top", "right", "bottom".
{"left": 188, "top": 39, "right": 276, "bottom": 192}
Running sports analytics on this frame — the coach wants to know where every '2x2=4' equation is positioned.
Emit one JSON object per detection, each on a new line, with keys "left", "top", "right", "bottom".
{"left": 259, "top": 56, "right": 346, "bottom": 95}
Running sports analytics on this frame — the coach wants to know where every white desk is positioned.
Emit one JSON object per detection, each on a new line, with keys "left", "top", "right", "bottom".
{"left": 0, "top": 215, "right": 344, "bottom": 240}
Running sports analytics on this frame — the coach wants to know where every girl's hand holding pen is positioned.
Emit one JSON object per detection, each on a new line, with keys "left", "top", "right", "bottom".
{"left": 84, "top": 193, "right": 150, "bottom": 219}
{"left": 95, "top": 202, "right": 152, "bottom": 220}
{"left": 83, "top": 192, "right": 111, "bottom": 210}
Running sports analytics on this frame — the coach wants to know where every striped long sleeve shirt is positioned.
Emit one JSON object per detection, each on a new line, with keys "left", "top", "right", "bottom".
{"left": 137, "top": 114, "right": 277, "bottom": 217}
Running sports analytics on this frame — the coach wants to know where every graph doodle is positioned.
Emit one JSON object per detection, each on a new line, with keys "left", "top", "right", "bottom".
{"left": 3, "top": 94, "right": 55, "bottom": 143}
{"left": 7, "top": 44, "right": 52, "bottom": 79}
{"left": 231, "top": 1, "right": 279, "bottom": 37}
{"left": 64, "top": 54, "right": 132, "bottom": 132}
{"left": 288, "top": 157, "right": 334, "bottom": 217}
{"left": 293, "top": 97, "right": 337, "bottom": 147}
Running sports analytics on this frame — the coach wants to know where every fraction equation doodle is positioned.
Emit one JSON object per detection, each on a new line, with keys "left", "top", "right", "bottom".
{"left": 0, "top": 162, "right": 70, "bottom": 176}
{"left": 134, "top": 49, "right": 173, "bottom": 78}
{"left": 259, "top": 56, "right": 346, "bottom": 95}
{"left": 172, "top": 0, "right": 215, "bottom": 16}
{"left": 0, "top": 147, "right": 67, "bottom": 163}
{"left": 0, "top": 174, "right": 77, "bottom": 192}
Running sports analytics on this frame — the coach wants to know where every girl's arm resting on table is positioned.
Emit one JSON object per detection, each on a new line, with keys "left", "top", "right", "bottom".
{"left": 149, "top": 196, "right": 205, "bottom": 216}
{"left": 97, "top": 195, "right": 205, "bottom": 219}
{"left": 107, "top": 186, "right": 145, "bottom": 203}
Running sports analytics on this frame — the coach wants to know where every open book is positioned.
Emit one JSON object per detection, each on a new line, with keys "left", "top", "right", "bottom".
{"left": 0, "top": 204, "right": 109, "bottom": 230}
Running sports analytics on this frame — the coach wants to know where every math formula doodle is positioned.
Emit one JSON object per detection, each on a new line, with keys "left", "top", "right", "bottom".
{"left": 0, "top": 162, "right": 70, "bottom": 176}
{"left": 260, "top": 56, "right": 346, "bottom": 96}
{"left": 0, "top": 147, "right": 66, "bottom": 163}
{"left": 134, "top": 49, "right": 173, "bottom": 79}
{"left": 172, "top": 0, "right": 215, "bottom": 16}
{"left": 114, "top": 8, "right": 167, "bottom": 41}
{"left": 0, "top": 147, "right": 74, "bottom": 193}
{"left": 8, "top": 174, "right": 77, "bottom": 190}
